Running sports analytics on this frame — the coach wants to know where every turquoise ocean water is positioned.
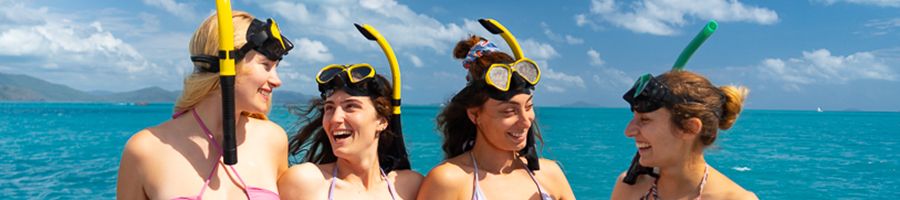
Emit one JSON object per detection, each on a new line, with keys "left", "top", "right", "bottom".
{"left": 1, "top": 102, "right": 898, "bottom": 199}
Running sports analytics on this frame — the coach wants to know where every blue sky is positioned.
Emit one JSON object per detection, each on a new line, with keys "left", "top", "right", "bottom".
{"left": 0, "top": 0, "right": 898, "bottom": 111}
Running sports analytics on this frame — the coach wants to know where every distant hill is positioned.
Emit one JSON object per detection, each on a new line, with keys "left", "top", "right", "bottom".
{"left": 0, "top": 72, "right": 312, "bottom": 103}
{"left": 0, "top": 72, "right": 97, "bottom": 101}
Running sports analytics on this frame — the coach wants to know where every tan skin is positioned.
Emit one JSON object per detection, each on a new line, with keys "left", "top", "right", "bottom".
{"left": 117, "top": 51, "right": 288, "bottom": 199}
{"left": 611, "top": 108, "right": 757, "bottom": 200}
{"left": 417, "top": 94, "right": 576, "bottom": 200}
{"left": 278, "top": 90, "right": 424, "bottom": 200}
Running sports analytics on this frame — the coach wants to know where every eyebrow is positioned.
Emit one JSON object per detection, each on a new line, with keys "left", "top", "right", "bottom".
{"left": 499, "top": 95, "right": 535, "bottom": 106}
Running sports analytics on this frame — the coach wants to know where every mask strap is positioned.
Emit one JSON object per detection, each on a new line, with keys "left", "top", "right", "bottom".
{"left": 190, "top": 55, "right": 220, "bottom": 73}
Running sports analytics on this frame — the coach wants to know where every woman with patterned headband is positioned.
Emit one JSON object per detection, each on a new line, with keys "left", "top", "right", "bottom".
{"left": 416, "top": 35, "right": 575, "bottom": 200}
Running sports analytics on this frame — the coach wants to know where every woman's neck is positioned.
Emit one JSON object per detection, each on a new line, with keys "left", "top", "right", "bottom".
{"left": 656, "top": 151, "right": 707, "bottom": 199}
{"left": 470, "top": 132, "right": 520, "bottom": 174}
{"left": 335, "top": 146, "right": 383, "bottom": 189}
{"left": 187, "top": 94, "right": 244, "bottom": 144}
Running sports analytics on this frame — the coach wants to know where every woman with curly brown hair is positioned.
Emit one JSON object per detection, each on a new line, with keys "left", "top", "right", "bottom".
{"left": 611, "top": 71, "right": 758, "bottom": 200}
{"left": 417, "top": 35, "right": 575, "bottom": 200}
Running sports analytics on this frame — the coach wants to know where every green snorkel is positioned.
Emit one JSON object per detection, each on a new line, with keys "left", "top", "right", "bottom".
{"left": 477, "top": 18, "right": 541, "bottom": 171}
{"left": 354, "top": 23, "right": 411, "bottom": 170}
{"left": 215, "top": 0, "right": 238, "bottom": 165}
{"left": 623, "top": 20, "right": 718, "bottom": 185}
{"left": 672, "top": 20, "right": 718, "bottom": 71}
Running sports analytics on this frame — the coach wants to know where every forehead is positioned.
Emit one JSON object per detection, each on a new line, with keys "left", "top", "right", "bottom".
{"left": 485, "top": 94, "right": 533, "bottom": 107}
{"left": 325, "top": 90, "right": 371, "bottom": 103}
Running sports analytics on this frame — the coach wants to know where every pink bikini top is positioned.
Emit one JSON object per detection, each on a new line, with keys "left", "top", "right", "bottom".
{"left": 170, "top": 109, "right": 280, "bottom": 200}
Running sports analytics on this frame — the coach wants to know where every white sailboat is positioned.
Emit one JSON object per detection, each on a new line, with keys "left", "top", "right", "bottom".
{"left": 816, "top": 107, "right": 823, "bottom": 112}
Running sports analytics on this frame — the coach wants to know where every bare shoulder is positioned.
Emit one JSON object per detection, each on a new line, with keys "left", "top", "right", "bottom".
{"left": 706, "top": 168, "right": 758, "bottom": 200}
{"left": 279, "top": 162, "right": 329, "bottom": 186}
{"left": 535, "top": 158, "right": 575, "bottom": 199}
{"left": 388, "top": 169, "right": 424, "bottom": 200}
{"left": 423, "top": 156, "right": 472, "bottom": 185}
{"left": 278, "top": 162, "right": 330, "bottom": 198}
{"left": 391, "top": 169, "right": 425, "bottom": 184}
{"left": 417, "top": 157, "right": 472, "bottom": 200}
{"left": 536, "top": 158, "right": 566, "bottom": 177}
{"left": 611, "top": 171, "right": 654, "bottom": 200}
{"left": 246, "top": 117, "right": 288, "bottom": 142}
{"left": 122, "top": 128, "right": 163, "bottom": 159}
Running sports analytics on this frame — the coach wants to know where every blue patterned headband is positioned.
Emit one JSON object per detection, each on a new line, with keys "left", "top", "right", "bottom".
{"left": 462, "top": 39, "right": 500, "bottom": 69}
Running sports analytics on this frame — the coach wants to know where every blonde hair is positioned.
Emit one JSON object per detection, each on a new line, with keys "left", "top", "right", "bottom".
{"left": 657, "top": 70, "right": 749, "bottom": 147}
{"left": 174, "top": 11, "right": 267, "bottom": 119}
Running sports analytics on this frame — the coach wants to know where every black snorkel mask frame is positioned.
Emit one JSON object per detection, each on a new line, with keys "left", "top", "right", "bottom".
{"left": 191, "top": 18, "right": 294, "bottom": 73}
{"left": 621, "top": 20, "right": 718, "bottom": 185}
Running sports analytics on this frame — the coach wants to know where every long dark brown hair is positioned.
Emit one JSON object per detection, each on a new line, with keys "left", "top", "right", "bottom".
{"left": 288, "top": 74, "right": 409, "bottom": 172}
{"left": 437, "top": 35, "right": 544, "bottom": 170}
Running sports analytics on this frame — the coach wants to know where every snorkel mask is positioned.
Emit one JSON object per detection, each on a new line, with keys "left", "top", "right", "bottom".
{"left": 191, "top": 18, "right": 294, "bottom": 72}
{"left": 316, "top": 63, "right": 380, "bottom": 99}
{"left": 465, "top": 19, "right": 542, "bottom": 101}
{"left": 622, "top": 20, "right": 718, "bottom": 185}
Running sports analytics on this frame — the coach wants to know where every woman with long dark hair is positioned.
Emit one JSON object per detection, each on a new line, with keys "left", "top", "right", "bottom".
{"left": 277, "top": 63, "right": 423, "bottom": 199}
{"left": 417, "top": 35, "right": 575, "bottom": 200}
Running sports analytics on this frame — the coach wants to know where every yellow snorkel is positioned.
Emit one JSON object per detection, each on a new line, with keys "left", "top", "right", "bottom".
{"left": 478, "top": 18, "right": 524, "bottom": 60}
{"left": 215, "top": 0, "right": 238, "bottom": 165}
{"left": 353, "top": 23, "right": 410, "bottom": 170}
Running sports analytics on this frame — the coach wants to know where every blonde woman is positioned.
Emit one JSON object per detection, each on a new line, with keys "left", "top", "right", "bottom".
{"left": 116, "top": 11, "right": 293, "bottom": 199}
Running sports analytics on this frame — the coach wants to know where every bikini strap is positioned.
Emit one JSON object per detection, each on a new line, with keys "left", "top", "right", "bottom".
{"left": 381, "top": 168, "right": 399, "bottom": 200}
{"left": 328, "top": 164, "right": 338, "bottom": 200}
{"left": 190, "top": 108, "right": 250, "bottom": 199}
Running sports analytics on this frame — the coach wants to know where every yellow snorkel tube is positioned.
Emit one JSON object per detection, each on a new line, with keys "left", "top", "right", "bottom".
{"left": 478, "top": 18, "right": 524, "bottom": 60}
{"left": 215, "top": 0, "right": 238, "bottom": 165}
{"left": 477, "top": 18, "right": 540, "bottom": 170}
{"left": 354, "top": 23, "right": 410, "bottom": 170}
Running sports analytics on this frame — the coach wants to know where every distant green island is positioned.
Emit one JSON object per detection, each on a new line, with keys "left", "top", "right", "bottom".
{"left": 0, "top": 72, "right": 312, "bottom": 104}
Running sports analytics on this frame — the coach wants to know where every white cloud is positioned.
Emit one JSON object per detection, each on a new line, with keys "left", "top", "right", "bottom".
{"left": 541, "top": 22, "right": 584, "bottom": 45}
{"left": 293, "top": 38, "right": 334, "bottom": 63}
{"left": 592, "top": 68, "right": 634, "bottom": 90}
{"left": 864, "top": 18, "right": 900, "bottom": 36}
{"left": 758, "top": 49, "right": 898, "bottom": 88}
{"left": 587, "top": 49, "right": 605, "bottom": 66}
{"left": 407, "top": 53, "right": 424, "bottom": 68}
{"left": 521, "top": 39, "right": 560, "bottom": 60}
{"left": 142, "top": 0, "right": 197, "bottom": 21}
{"left": 0, "top": 1, "right": 190, "bottom": 91}
{"left": 816, "top": 0, "right": 900, "bottom": 7}
{"left": 260, "top": 0, "right": 473, "bottom": 53}
{"left": 586, "top": 48, "right": 633, "bottom": 91}
{"left": 581, "top": 0, "right": 778, "bottom": 35}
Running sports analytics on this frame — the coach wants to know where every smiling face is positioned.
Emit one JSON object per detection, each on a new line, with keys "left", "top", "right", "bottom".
{"left": 624, "top": 108, "right": 695, "bottom": 167}
{"left": 235, "top": 50, "right": 282, "bottom": 114}
{"left": 322, "top": 90, "right": 388, "bottom": 159}
{"left": 469, "top": 94, "right": 535, "bottom": 152}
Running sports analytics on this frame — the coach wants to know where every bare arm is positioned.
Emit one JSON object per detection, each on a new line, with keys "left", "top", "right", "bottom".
{"left": 116, "top": 130, "right": 151, "bottom": 200}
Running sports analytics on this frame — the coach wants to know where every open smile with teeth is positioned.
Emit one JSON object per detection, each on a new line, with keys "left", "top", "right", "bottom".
{"left": 636, "top": 142, "right": 651, "bottom": 150}
{"left": 333, "top": 130, "right": 353, "bottom": 140}
{"left": 507, "top": 131, "right": 526, "bottom": 140}
{"left": 258, "top": 89, "right": 271, "bottom": 100}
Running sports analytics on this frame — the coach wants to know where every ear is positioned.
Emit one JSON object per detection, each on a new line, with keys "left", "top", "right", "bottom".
{"left": 466, "top": 107, "right": 480, "bottom": 125}
{"left": 680, "top": 117, "right": 703, "bottom": 138}
{"left": 376, "top": 117, "right": 389, "bottom": 132}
